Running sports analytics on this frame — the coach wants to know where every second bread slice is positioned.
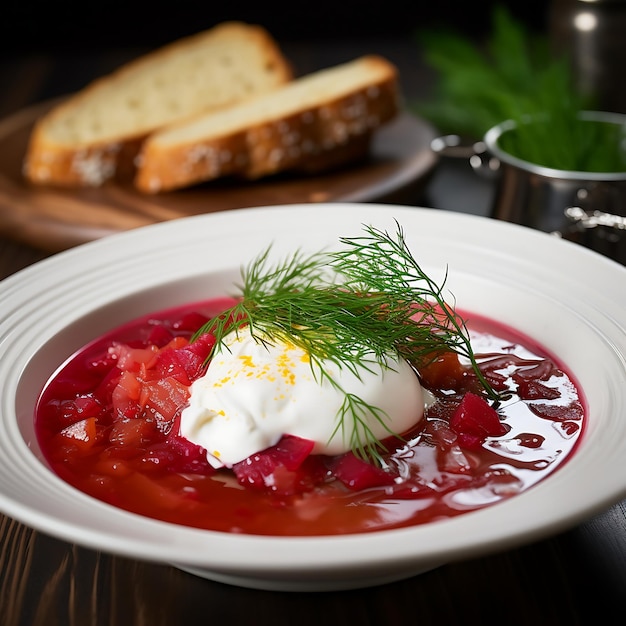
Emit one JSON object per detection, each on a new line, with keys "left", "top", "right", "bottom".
{"left": 24, "top": 22, "right": 293, "bottom": 187}
{"left": 135, "top": 55, "right": 401, "bottom": 193}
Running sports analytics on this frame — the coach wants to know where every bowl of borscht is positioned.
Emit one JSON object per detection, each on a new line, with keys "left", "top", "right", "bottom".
{"left": 1, "top": 203, "right": 625, "bottom": 592}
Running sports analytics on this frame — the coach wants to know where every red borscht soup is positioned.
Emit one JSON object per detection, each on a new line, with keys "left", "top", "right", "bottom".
{"left": 35, "top": 298, "right": 585, "bottom": 537}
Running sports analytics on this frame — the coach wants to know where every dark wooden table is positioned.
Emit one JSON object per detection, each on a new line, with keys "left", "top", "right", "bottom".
{"left": 0, "top": 39, "right": 625, "bottom": 626}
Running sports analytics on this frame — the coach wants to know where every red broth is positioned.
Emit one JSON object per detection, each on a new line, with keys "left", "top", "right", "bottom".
{"left": 34, "top": 298, "right": 585, "bottom": 536}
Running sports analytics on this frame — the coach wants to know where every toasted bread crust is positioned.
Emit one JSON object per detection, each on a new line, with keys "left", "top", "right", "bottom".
{"left": 135, "top": 56, "right": 400, "bottom": 193}
{"left": 23, "top": 22, "right": 293, "bottom": 187}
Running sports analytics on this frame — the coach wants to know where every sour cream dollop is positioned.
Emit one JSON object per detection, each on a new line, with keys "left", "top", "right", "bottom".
{"left": 180, "top": 326, "right": 425, "bottom": 468}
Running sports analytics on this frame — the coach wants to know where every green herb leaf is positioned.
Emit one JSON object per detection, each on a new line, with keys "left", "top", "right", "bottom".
{"left": 413, "top": 5, "right": 626, "bottom": 172}
{"left": 193, "top": 222, "right": 500, "bottom": 464}
{"left": 415, "top": 5, "right": 586, "bottom": 138}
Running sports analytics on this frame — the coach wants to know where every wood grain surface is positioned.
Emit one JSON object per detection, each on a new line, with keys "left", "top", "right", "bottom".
{"left": 1, "top": 505, "right": 625, "bottom": 626}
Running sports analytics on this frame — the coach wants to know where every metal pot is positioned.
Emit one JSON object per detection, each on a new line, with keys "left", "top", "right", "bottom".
{"left": 432, "top": 110, "right": 626, "bottom": 264}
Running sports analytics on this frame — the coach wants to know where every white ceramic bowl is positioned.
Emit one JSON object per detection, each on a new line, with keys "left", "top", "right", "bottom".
{"left": 1, "top": 203, "right": 625, "bottom": 592}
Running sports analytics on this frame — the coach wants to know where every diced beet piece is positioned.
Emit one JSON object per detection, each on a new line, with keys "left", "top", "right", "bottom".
{"left": 144, "top": 435, "right": 215, "bottom": 474}
{"left": 146, "top": 324, "right": 175, "bottom": 347}
{"left": 172, "top": 311, "right": 210, "bottom": 332}
{"left": 232, "top": 436, "right": 317, "bottom": 495}
{"left": 183, "top": 333, "right": 216, "bottom": 375}
{"left": 232, "top": 455, "right": 271, "bottom": 490}
{"left": 450, "top": 392, "right": 507, "bottom": 449}
{"left": 154, "top": 333, "right": 216, "bottom": 385}
{"left": 234, "top": 435, "right": 314, "bottom": 477}
{"left": 327, "top": 452, "right": 396, "bottom": 491}
{"left": 270, "top": 435, "right": 316, "bottom": 471}
{"left": 73, "top": 394, "right": 103, "bottom": 417}
{"left": 153, "top": 350, "right": 192, "bottom": 385}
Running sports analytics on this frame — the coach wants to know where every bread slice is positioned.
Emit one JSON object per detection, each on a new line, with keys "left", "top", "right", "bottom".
{"left": 23, "top": 22, "right": 293, "bottom": 187}
{"left": 134, "top": 55, "right": 400, "bottom": 193}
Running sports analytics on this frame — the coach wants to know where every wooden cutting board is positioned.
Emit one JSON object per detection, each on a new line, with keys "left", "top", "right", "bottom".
{"left": 0, "top": 99, "right": 438, "bottom": 252}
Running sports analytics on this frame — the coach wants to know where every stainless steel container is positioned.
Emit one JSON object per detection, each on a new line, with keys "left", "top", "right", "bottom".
{"left": 431, "top": 110, "right": 626, "bottom": 264}
{"left": 484, "top": 110, "right": 626, "bottom": 263}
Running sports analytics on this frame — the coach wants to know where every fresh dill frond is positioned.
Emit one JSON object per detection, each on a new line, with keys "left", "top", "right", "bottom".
{"left": 414, "top": 5, "right": 566, "bottom": 140}
{"left": 413, "top": 5, "right": 626, "bottom": 172}
{"left": 329, "top": 222, "right": 498, "bottom": 398}
{"left": 333, "top": 393, "right": 396, "bottom": 465}
{"left": 193, "top": 222, "right": 500, "bottom": 464}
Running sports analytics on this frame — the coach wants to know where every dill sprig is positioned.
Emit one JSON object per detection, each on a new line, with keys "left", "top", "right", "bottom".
{"left": 414, "top": 5, "right": 587, "bottom": 139}
{"left": 329, "top": 223, "right": 497, "bottom": 398}
{"left": 193, "top": 222, "right": 499, "bottom": 464}
{"left": 413, "top": 6, "right": 626, "bottom": 172}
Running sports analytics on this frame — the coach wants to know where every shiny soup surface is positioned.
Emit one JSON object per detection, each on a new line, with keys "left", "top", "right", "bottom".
{"left": 35, "top": 298, "right": 585, "bottom": 536}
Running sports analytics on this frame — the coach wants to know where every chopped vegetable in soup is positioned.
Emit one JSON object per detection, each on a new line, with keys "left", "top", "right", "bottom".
{"left": 34, "top": 225, "right": 585, "bottom": 536}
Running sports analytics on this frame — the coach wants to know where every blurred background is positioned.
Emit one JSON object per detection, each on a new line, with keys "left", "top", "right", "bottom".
{"left": 0, "top": 1, "right": 558, "bottom": 122}
{"left": 0, "top": 0, "right": 558, "bottom": 225}
{"left": 1, "top": 2, "right": 625, "bottom": 257}
{"left": 2, "top": 1, "right": 548, "bottom": 54}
